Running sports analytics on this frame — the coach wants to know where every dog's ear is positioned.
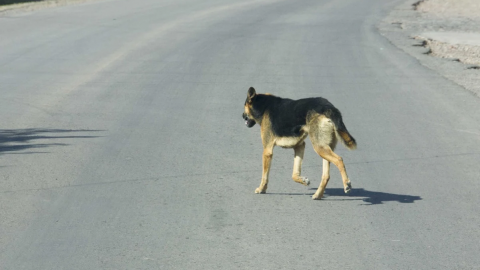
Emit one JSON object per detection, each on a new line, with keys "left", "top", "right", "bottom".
{"left": 247, "top": 87, "right": 256, "bottom": 102}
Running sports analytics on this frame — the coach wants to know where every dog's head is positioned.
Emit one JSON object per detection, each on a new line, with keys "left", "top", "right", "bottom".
{"left": 242, "top": 87, "right": 259, "bottom": 128}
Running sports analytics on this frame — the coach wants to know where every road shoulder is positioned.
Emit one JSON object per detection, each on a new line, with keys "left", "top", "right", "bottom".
{"left": 0, "top": 0, "right": 98, "bottom": 15}
{"left": 378, "top": 0, "right": 480, "bottom": 97}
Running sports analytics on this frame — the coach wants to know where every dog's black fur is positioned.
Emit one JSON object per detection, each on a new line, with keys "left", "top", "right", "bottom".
{"left": 242, "top": 87, "right": 356, "bottom": 199}
{"left": 245, "top": 94, "right": 352, "bottom": 139}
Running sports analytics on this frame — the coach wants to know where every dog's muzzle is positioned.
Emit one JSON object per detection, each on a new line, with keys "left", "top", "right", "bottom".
{"left": 242, "top": 113, "right": 256, "bottom": 128}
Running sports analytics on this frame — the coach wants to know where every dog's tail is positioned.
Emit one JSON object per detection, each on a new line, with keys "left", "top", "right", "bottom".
{"left": 327, "top": 109, "right": 357, "bottom": 150}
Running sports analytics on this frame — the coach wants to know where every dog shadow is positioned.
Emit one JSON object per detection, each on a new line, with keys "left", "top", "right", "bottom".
{"left": 324, "top": 188, "right": 421, "bottom": 205}
{"left": 268, "top": 188, "right": 421, "bottom": 205}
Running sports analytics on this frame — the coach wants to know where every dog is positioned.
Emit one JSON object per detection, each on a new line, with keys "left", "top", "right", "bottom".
{"left": 242, "top": 87, "right": 357, "bottom": 200}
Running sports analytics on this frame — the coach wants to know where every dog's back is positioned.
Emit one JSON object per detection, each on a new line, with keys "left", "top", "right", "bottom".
{"left": 257, "top": 95, "right": 356, "bottom": 149}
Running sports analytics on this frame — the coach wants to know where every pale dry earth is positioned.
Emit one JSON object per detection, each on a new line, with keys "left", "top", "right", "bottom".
{"left": 417, "top": 0, "right": 480, "bottom": 65}
{"left": 379, "top": 0, "right": 480, "bottom": 95}
{"left": 416, "top": 0, "right": 480, "bottom": 18}
{"left": 0, "top": 0, "right": 98, "bottom": 15}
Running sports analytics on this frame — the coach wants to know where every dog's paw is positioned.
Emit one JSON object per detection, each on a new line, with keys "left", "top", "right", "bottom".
{"left": 312, "top": 193, "right": 322, "bottom": 200}
{"left": 255, "top": 187, "right": 266, "bottom": 194}
{"left": 344, "top": 181, "right": 352, "bottom": 194}
{"left": 300, "top": 177, "right": 310, "bottom": 186}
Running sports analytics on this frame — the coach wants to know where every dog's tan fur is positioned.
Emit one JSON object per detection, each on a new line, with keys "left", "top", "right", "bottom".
{"left": 244, "top": 91, "right": 355, "bottom": 200}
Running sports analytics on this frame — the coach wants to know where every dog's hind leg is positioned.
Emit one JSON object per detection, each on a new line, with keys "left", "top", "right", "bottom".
{"left": 312, "top": 159, "right": 330, "bottom": 200}
{"left": 292, "top": 142, "right": 310, "bottom": 186}
{"left": 312, "top": 145, "right": 351, "bottom": 199}
{"left": 308, "top": 113, "right": 351, "bottom": 200}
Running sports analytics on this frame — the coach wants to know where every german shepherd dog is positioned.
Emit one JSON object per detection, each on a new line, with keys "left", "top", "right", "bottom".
{"left": 242, "top": 87, "right": 357, "bottom": 200}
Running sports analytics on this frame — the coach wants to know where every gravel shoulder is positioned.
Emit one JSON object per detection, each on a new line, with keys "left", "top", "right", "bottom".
{"left": 378, "top": 0, "right": 480, "bottom": 96}
{"left": 0, "top": 0, "right": 98, "bottom": 15}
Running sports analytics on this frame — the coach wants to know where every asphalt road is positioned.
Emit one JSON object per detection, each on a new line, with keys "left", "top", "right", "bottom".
{"left": 1, "top": 0, "right": 480, "bottom": 269}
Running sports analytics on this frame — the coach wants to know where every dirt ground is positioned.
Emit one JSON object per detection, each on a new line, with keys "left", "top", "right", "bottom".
{"left": 0, "top": 0, "right": 96, "bottom": 15}
{"left": 380, "top": 0, "right": 480, "bottom": 96}
{"left": 416, "top": 0, "right": 480, "bottom": 65}
{"left": 416, "top": 0, "right": 480, "bottom": 19}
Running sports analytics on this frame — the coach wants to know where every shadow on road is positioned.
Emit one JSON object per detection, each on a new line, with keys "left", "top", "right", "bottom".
{"left": 0, "top": 128, "right": 102, "bottom": 155}
{"left": 268, "top": 188, "right": 422, "bottom": 205}
{"left": 323, "top": 188, "right": 422, "bottom": 205}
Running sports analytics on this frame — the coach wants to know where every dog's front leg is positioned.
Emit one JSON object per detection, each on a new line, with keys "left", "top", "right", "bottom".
{"left": 292, "top": 141, "right": 310, "bottom": 186}
{"left": 255, "top": 147, "right": 273, "bottom": 194}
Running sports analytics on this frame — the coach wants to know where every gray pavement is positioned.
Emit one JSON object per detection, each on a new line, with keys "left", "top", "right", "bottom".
{"left": 1, "top": 0, "right": 480, "bottom": 269}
